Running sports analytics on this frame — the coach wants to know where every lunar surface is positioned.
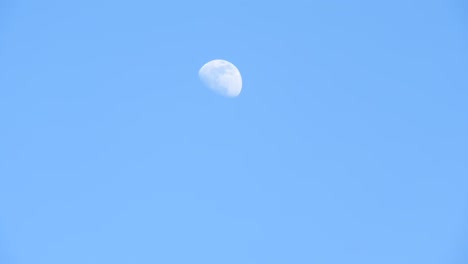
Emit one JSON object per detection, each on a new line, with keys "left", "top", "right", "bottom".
{"left": 198, "top": 59, "right": 242, "bottom": 97}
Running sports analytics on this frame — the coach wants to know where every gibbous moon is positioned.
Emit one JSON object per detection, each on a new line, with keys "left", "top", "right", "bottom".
{"left": 198, "top": 59, "right": 242, "bottom": 97}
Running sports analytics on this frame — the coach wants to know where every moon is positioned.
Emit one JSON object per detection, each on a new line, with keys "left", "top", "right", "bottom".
{"left": 198, "top": 59, "right": 242, "bottom": 97}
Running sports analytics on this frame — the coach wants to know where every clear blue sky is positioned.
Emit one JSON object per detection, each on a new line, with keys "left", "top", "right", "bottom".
{"left": 1, "top": 0, "right": 467, "bottom": 263}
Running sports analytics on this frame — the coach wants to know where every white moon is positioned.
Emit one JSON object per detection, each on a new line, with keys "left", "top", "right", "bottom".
{"left": 198, "top": 59, "right": 242, "bottom": 97}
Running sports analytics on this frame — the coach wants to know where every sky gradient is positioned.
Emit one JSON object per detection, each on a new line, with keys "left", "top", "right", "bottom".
{"left": 1, "top": 0, "right": 468, "bottom": 263}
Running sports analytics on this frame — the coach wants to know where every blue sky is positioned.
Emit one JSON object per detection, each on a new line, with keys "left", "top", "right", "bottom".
{"left": 1, "top": 0, "right": 467, "bottom": 263}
